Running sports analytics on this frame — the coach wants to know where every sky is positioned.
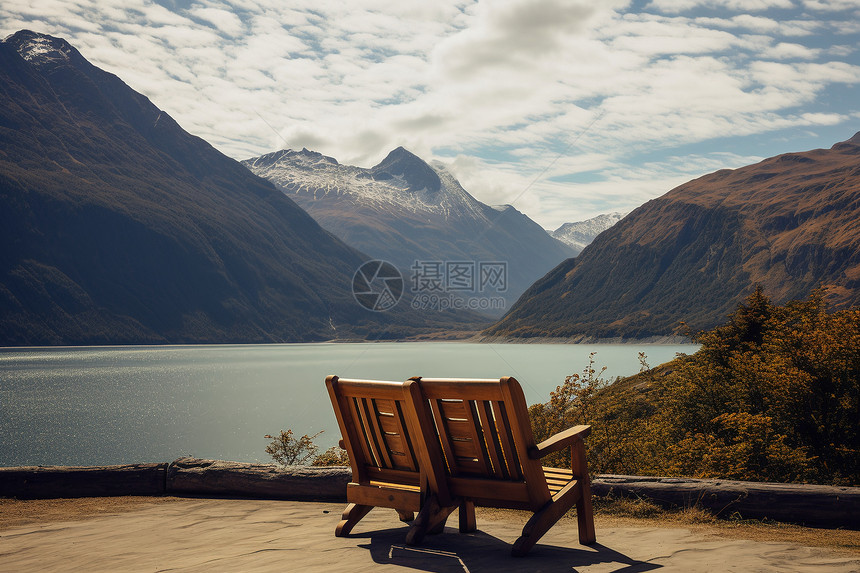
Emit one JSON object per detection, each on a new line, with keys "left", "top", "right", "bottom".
{"left": 3, "top": 0, "right": 860, "bottom": 229}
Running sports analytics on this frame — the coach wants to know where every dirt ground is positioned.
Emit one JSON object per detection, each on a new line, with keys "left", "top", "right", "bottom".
{"left": 0, "top": 495, "right": 183, "bottom": 528}
{"left": 1, "top": 497, "right": 859, "bottom": 572}
{"left": 2, "top": 495, "right": 857, "bottom": 556}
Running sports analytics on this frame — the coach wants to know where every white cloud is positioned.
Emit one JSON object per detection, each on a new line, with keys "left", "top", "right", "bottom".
{"left": 829, "top": 44, "right": 856, "bottom": 57}
{"left": 695, "top": 14, "right": 820, "bottom": 36}
{"left": 802, "top": 0, "right": 860, "bottom": 10}
{"left": 606, "top": 14, "right": 741, "bottom": 55}
{"left": 188, "top": 7, "right": 244, "bottom": 37}
{"left": 435, "top": 0, "right": 618, "bottom": 79}
{"left": 2, "top": 0, "right": 859, "bottom": 226}
{"left": 763, "top": 42, "right": 821, "bottom": 59}
{"left": 647, "top": 0, "right": 796, "bottom": 13}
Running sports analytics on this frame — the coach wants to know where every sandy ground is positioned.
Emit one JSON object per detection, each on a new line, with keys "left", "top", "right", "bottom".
{"left": 1, "top": 497, "right": 859, "bottom": 572}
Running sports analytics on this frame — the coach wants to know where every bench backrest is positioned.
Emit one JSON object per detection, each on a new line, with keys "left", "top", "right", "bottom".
{"left": 406, "top": 376, "right": 552, "bottom": 511}
{"left": 325, "top": 375, "right": 422, "bottom": 487}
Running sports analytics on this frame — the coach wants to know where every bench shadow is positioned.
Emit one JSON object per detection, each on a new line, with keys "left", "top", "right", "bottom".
{"left": 351, "top": 526, "right": 661, "bottom": 573}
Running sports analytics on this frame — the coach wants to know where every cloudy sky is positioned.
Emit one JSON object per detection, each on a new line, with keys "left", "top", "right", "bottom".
{"left": 3, "top": 0, "right": 860, "bottom": 228}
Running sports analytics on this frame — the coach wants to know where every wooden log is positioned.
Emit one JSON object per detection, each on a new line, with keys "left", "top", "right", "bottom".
{"left": 0, "top": 463, "right": 167, "bottom": 499}
{"left": 165, "top": 457, "right": 350, "bottom": 501}
{"left": 591, "top": 474, "right": 860, "bottom": 529}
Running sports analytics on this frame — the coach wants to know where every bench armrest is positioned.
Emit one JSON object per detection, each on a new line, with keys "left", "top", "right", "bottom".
{"left": 528, "top": 425, "right": 591, "bottom": 459}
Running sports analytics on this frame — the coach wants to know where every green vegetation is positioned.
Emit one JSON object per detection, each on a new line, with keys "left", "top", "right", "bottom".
{"left": 529, "top": 287, "right": 859, "bottom": 485}
{"left": 264, "top": 430, "right": 349, "bottom": 467}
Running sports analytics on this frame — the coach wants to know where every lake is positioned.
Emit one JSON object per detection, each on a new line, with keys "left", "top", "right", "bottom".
{"left": 0, "top": 342, "right": 696, "bottom": 467}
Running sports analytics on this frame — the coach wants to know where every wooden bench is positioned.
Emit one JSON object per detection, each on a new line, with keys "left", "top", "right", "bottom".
{"left": 326, "top": 374, "right": 596, "bottom": 556}
{"left": 325, "top": 375, "right": 425, "bottom": 536}
{"left": 404, "top": 376, "right": 596, "bottom": 556}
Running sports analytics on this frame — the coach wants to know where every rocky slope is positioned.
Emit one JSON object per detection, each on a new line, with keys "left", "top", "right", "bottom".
{"left": 487, "top": 134, "right": 860, "bottom": 339}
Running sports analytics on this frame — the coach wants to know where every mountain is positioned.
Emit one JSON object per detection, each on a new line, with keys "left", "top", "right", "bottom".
{"left": 243, "top": 147, "right": 575, "bottom": 315}
{"left": 551, "top": 213, "right": 625, "bottom": 254}
{"left": 486, "top": 134, "right": 860, "bottom": 340}
{"left": 0, "top": 30, "right": 478, "bottom": 345}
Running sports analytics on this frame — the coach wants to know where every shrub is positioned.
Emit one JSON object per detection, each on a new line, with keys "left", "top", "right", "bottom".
{"left": 264, "top": 429, "right": 350, "bottom": 467}
{"left": 528, "top": 287, "right": 859, "bottom": 485}
{"left": 264, "top": 429, "right": 322, "bottom": 466}
{"left": 312, "top": 446, "right": 350, "bottom": 466}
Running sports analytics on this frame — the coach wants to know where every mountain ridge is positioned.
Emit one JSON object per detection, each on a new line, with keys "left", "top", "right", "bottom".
{"left": 1, "top": 30, "right": 477, "bottom": 345}
{"left": 486, "top": 133, "right": 860, "bottom": 340}
{"left": 244, "top": 147, "right": 575, "bottom": 314}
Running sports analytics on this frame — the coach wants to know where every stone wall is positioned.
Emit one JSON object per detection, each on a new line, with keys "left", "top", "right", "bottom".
{"left": 2, "top": 458, "right": 857, "bottom": 529}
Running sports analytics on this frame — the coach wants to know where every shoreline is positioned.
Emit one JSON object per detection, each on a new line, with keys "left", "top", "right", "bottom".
{"left": 0, "top": 335, "right": 696, "bottom": 349}
{"left": 466, "top": 334, "right": 693, "bottom": 344}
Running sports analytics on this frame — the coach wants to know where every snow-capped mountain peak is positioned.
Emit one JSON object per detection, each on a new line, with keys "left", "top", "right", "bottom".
{"left": 5, "top": 30, "right": 74, "bottom": 67}
{"left": 370, "top": 146, "right": 441, "bottom": 193}
{"left": 551, "top": 212, "right": 625, "bottom": 254}
{"left": 244, "top": 147, "right": 488, "bottom": 222}
{"left": 244, "top": 146, "right": 577, "bottom": 315}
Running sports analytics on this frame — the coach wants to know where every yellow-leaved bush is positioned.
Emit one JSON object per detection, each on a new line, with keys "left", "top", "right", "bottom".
{"left": 529, "top": 287, "right": 859, "bottom": 485}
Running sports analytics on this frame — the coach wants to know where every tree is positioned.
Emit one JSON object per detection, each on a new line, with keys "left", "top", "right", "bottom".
{"left": 264, "top": 430, "right": 322, "bottom": 466}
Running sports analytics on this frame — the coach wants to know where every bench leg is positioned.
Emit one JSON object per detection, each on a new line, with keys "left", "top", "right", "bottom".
{"left": 428, "top": 517, "right": 447, "bottom": 535}
{"left": 459, "top": 500, "right": 476, "bottom": 533}
{"left": 512, "top": 503, "right": 556, "bottom": 557}
{"left": 573, "top": 441, "right": 596, "bottom": 545}
{"left": 575, "top": 490, "right": 596, "bottom": 545}
{"left": 512, "top": 479, "right": 584, "bottom": 556}
{"left": 397, "top": 510, "right": 415, "bottom": 522}
{"left": 406, "top": 495, "right": 458, "bottom": 546}
{"left": 336, "top": 503, "right": 373, "bottom": 537}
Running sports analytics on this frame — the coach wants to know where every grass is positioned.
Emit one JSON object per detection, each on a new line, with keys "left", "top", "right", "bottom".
{"left": 590, "top": 495, "right": 860, "bottom": 556}
{"left": 0, "top": 496, "right": 184, "bottom": 529}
